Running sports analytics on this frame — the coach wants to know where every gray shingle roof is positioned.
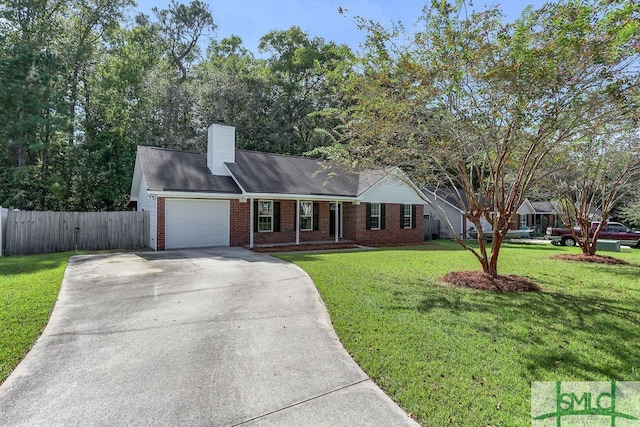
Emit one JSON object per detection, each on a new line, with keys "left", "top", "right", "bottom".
{"left": 423, "top": 187, "right": 468, "bottom": 211}
{"left": 227, "top": 150, "right": 387, "bottom": 197}
{"left": 137, "top": 146, "right": 388, "bottom": 197}
{"left": 530, "top": 201, "right": 560, "bottom": 214}
{"left": 138, "top": 146, "right": 241, "bottom": 194}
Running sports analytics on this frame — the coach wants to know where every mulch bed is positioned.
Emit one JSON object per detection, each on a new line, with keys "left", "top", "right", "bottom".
{"left": 550, "top": 254, "right": 630, "bottom": 265}
{"left": 443, "top": 271, "right": 541, "bottom": 292}
{"left": 251, "top": 243, "right": 361, "bottom": 253}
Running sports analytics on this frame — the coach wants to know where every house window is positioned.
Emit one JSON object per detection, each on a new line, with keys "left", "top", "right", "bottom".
{"left": 299, "top": 201, "right": 313, "bottom": 231}
{"left": 258, "top": 200, "right": 273, "bottom": 232}
{"left": 366, "top": 203, "right": 385, "bottom": 230}
{"left": 403, "top": 204, "right": 412, "bottom": 229}
{"left": 519, "top": 215, "right": 527, "bottom": 228}
{"left": 370, "top": 203, "right": 381, "bottom": 230}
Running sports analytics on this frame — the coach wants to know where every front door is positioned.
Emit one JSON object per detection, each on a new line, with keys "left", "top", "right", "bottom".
{"left": 330, "top": 202, "right": 342, "bottom": 238}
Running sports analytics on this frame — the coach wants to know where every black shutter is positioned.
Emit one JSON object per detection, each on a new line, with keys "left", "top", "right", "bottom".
{"left": 381, "top": 203, "right": 386, "bottom": 229}
{"left": 253, "top": 200, "right": 258, "bottom": 231}
{"left": 274, "top": 202, "right": 281, "bottom": 232}
{"left": 400, "top": 204, "right": 405, "bottom": 229}
{"left": 313, "top": 202, "right": 319, "bottom": 230}
{"left": 366, "top": 203, "right": 372, "bottom": 230}
{"left": 412, "top": 205, "right": 417, "bottom": 228}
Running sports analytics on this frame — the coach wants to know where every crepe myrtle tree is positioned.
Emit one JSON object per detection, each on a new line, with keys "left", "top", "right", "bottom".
{"left": 620, "top": 197, "right": 640, "bottom": 228}
{"left": 554, "top": 131, "right": 640, "bottom": 256}
{"left": 323, "top": 0, "right": 639, "bottom": 277}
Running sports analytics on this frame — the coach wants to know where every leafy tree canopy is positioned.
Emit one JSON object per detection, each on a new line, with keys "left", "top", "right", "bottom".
{"left": 318, "top": 0, "right": 639, "bottom": 276}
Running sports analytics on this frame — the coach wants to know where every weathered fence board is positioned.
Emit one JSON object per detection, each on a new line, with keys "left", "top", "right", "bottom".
{"left": 0, "top": 206, "right": 7, "bottom": 256}
{"left": 424, "top": 219, "right": 441, "bottom": 240}
{"left": 3, "top": 210, "right": 149, "bottom": 256}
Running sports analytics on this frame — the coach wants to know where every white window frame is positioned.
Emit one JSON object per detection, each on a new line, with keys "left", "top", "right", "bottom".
{"left": 258, "top": 200, "right": 273, "bottom": 232}
{"left": 299, "top": 201, "right": 313, "bottom": 231}
{"left": 370, "top": 202, "right": 381, "bottom": 230}
{"left": 403, "top": 204, "right": 412, "bottom": 229}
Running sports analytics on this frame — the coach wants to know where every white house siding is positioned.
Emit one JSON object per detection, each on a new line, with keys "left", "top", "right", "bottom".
{"left": 207, "top": 124, "right": 235, "bottom": 176}
{"left": 424, "top": 200, "right": 465, "bottom": 239}
{"left": 360, "top": 174, "right": 425, "bottom": 205}
{"left": 137, "top": 175, "right": 157, "bottom": 250}
{"left": 479, "top": 216, "right": 492, "bottom": 233}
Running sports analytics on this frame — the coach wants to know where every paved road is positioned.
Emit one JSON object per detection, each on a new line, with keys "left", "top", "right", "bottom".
{"left": 0, "top": 247, "right": 418, "bottom": 426}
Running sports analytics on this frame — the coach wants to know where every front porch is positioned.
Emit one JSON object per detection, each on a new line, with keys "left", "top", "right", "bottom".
{"left": 250, "top": 239, "right": 362, "bottom": 253}
{"left": 239, "top": 199, "right": 423, "bottom": 248}
{"left": 249, "top": 200, "right": 348, "bottom": 248}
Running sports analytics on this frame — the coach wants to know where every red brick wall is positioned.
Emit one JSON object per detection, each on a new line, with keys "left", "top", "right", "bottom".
{"left": 230, "top": 199, "right": 250, "bottom": 246}
{"left": 252, "top": 200, "right": 333, "bottom": 245}
{"left": 344, "top": 203, "right": 424, "bottom": 246}
{"left": 157, "top": 197, "right": 165, "bottom": 250}
{"left": 342, "top": 203, "right": 361, "bottom": 241}
{"left": 509, "top": 216, "right": 519, "bottom": 230}
{"left": 156, "top": 197, "right": 424, "bottom": 250}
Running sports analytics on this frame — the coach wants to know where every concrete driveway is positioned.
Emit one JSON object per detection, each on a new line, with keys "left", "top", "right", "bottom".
{"left": 0, "top": 247, "right": 418, "bottom": 426}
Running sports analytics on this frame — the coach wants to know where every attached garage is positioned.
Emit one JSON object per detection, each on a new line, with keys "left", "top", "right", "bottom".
{"left": 165, "top": 199, "right": 230, "bottom": 249}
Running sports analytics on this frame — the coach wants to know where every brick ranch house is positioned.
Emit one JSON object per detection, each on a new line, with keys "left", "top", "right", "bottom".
{"left": 129, "top": 124, "right": 426, "bottom": 250}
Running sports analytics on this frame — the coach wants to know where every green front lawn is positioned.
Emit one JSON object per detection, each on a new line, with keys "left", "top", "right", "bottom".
{"left": 0, "top": 252, "right": 71, "bottom": 384}
{"left": 279, "top": 242, "right": 640, "bottom": 426}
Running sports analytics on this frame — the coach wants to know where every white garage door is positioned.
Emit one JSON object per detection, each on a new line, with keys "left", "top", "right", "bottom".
{"left": 165, "top": 199, "right": 230, "bottom": 249}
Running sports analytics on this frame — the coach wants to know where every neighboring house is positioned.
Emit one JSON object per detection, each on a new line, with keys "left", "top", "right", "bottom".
{"left": 588, "top": 206, "right": 603, "bottom": 222}
{"left": 422, "top": 187, "right": 470, "bottom": 239}
{"left": 423, "top": 191, "right": 565, "bottom": 238}
{"left": 129, "top": 124, "right": 425, "bottom": 250}
{"left": 516, "top": 199, "right": 561, "bottom": 233}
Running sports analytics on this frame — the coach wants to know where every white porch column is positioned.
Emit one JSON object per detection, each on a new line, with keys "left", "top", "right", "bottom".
{"left": 249, "top": 198, "right": 254, "bottom": 248}
{"left": 296, "top": 199, "right": 300, "bottom": 245}
{"left": 335, "top": 201, "right": 339, "bottom": 243}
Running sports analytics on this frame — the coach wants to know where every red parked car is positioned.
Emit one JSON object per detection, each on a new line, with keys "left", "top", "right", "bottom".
{"left": 545, "top": 221, "right": 640, "bottom": 247}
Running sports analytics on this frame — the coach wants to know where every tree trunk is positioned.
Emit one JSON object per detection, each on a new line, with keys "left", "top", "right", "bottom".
{"left": 66, "top": 68, "right": 79, "bottom": 201}
{"left": 586, "top": 237, "right": 597, "bottom": 255}
{"left": 488, "top": 233, "right": 503, "bottom": 278}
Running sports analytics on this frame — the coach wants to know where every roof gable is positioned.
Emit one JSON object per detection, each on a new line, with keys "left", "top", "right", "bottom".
{"left": 517, "top": 198, "right": 536, "bottom": 215}
{"left": 530, "top": 201, "right": 561, "bottom": 214}
{"left": 423, "top": 187, "right": 467, "bottom": 213}
{"left": 359, "top": 169, "right": 426, "bottom": 204}
{"left": 130, "top": 155, "right": 143, "bottom": 200}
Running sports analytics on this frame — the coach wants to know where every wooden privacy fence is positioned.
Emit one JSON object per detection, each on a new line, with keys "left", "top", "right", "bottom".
{"left": 423, "top": 219, "right": 441, "bottom": 240}
{"left": 2, "top": 210, "right": 149, "bottom": 256}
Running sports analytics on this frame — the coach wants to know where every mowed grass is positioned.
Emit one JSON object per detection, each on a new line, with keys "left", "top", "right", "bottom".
{"left": 0, "top": 252, "right": 71, "bottom": 384}
{"left": 278, "top": 242, "right": 640, "bottom": 426}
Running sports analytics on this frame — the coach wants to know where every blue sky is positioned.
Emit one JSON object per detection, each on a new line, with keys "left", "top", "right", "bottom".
{"left": 135, "top": 0, "right": 547, "bottom": 53}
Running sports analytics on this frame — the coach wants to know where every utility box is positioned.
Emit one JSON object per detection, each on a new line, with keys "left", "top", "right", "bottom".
{"left": 596, "top": 240, "right": 621, "bottom": 252}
